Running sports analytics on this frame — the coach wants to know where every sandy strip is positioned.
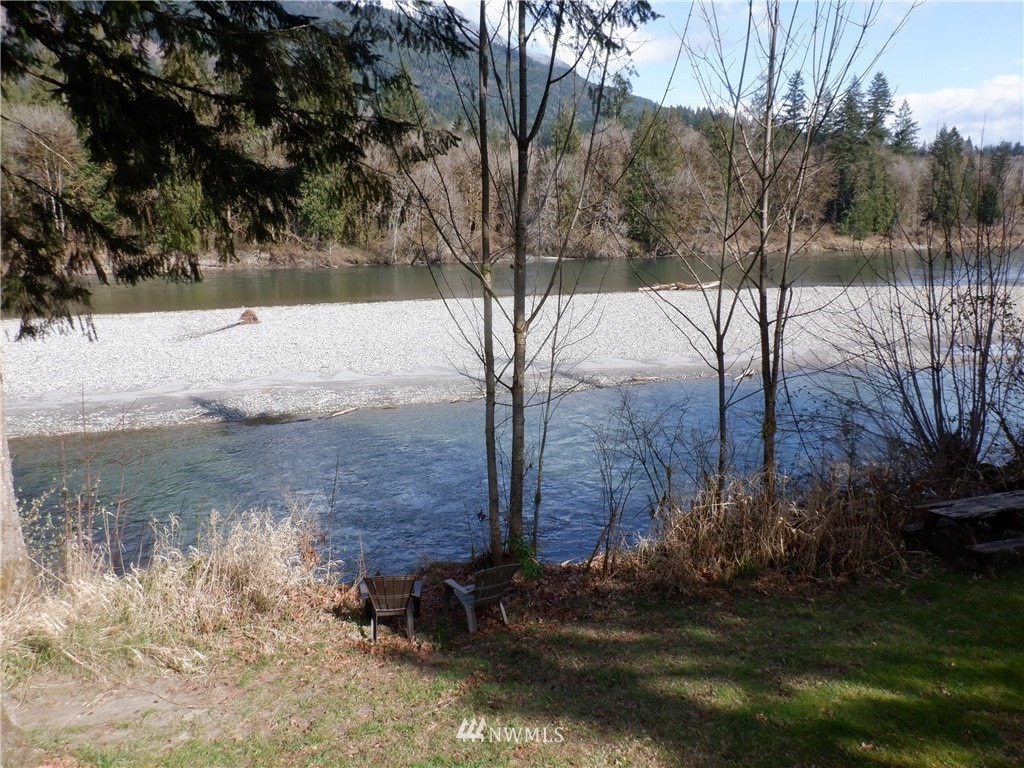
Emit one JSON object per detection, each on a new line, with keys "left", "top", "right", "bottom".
{"left": 2, "top": 287, "right": 869, "bottom": 437}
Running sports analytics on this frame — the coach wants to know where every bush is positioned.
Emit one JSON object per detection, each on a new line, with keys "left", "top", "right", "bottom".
{"left": 508, "top": 535, "right": 543, "bottom": 579}
{"left": 624, "top": 469, "right": 907, "bottom": 586}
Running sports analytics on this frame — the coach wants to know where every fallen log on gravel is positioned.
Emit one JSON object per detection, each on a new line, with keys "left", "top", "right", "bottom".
{"left": 640, "top": 280, "right": 721, "bottom": 292}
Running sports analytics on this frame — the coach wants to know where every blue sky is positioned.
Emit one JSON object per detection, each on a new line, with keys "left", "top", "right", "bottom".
{"left": 436, "top": 1, "right": 1022, "bottom": 145}
{"left": 625, "top": 1, "right": 1024, "bottom": 146}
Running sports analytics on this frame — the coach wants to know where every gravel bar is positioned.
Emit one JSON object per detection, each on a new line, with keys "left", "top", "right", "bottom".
{"left": 3, "top": 287, "right": 868, "bottom": 437}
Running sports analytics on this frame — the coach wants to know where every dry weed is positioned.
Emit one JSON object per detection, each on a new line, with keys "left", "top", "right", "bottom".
{"left": 625, "top": 471, "right": 907, "bottom": 585}
{"left": 1, "top": 509, "right": 335, "bottom": 681}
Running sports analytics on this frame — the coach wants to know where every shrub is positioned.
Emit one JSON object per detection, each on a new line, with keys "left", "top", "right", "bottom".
{"left": 508, "top": 535, "right": 543, "bottom": 579}
{"left": 624, "top": 469, "right": 906, "bottom": 586}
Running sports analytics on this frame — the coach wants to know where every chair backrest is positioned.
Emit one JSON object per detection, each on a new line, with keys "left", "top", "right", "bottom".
{"left": 471, "top": 564, "right": 519, "bottom": 607}
{"left": 365, "top": 575, "right": 417, "bottom": 614}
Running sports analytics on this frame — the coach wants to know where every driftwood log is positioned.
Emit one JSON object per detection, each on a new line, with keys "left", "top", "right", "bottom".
{"left": 639, "top": 280, "right": 721, "bottom": 292}
{"left": 194, "top": 309, "right": 261, "bottom": 338}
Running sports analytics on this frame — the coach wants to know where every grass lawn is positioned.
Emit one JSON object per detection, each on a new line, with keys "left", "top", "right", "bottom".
{"left": 12, "top": 562, "right": 1024, "bottom": 767}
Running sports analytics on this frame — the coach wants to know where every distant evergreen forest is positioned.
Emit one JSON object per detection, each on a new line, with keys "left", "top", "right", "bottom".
{"left": 3, "top": 0, "right": 1021, "bottom": 275}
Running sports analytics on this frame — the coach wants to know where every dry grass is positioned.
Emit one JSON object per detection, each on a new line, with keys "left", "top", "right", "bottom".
{"left": 11, "top": 565, "right": 1023, "bottom": 768}
{"left": 3, "top": 466, "right": 912, "bottom": 688}
{"left": 6, "top": 478, "right": 906, "bottom": 682}
{"left": 1, "top": 509, "right": 336, "bottom": 681}
{"left": 626, "top": 471, "right": 907, "bottom": 585}
{"left": 4, "top": 484, "right": 1022, "bottom": 767}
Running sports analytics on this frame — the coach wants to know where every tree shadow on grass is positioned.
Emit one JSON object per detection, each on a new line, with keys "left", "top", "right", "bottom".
{"left": 391, "top": 567, "right": 1024, "bottom": 767}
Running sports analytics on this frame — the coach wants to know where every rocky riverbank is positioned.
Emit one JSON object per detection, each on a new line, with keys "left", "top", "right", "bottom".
{"left": 2, "top": 286, "right": 877, "bottom": 437}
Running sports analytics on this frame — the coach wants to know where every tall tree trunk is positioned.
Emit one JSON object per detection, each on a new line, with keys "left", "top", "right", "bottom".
{"left": 508, "top": 0, "right": 529, "bottom": 545}
{"left": 716, "top": 333, "right": 728, "bottom": 494}
{"left": 758, "top": 0, "right": 779, "bottom": 501}
{"left": 479, "top": 0, "right": 502, "bottom": 560}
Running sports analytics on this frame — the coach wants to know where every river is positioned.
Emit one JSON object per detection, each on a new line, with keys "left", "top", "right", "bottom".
{"left": 11, "top": 375, "right": 849, "bottom": 578}
{"left": 81, "top": 252, "right": 886, "bottom": 315}
{"left": 9, "top": 254, "right": 881, "bottom": 576}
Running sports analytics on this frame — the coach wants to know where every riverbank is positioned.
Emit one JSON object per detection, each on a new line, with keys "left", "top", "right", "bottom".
{"left": 4, "top": 286, "right": 863, "bottom": 438}
{"left": 199, "top": 231, "right": 914, "bottom": 271}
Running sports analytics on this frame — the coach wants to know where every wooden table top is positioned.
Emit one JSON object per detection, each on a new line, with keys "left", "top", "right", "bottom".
{"left": 918, "top": 489, "right": 1024, "bottom": 520}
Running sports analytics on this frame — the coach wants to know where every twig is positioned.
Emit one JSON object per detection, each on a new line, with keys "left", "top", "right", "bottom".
{"left": 192, "top": 321, "right": 244, "bottom": 339}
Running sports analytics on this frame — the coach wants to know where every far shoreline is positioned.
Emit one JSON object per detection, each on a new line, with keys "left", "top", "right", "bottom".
{"left": 194, "top": 232, "right": 910, "bottom": 273}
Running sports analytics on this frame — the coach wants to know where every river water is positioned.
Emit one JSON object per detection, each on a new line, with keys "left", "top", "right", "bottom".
{"left": 12, "top": 376, "right": 849, "bottom": 577}
{"left": 10, "top": 255, "right": 876, "bottom": 576}
{"left": 82, "top": 253, "right": 885, "bottom": 315}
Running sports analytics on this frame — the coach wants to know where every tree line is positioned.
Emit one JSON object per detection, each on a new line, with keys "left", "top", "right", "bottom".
{"left": 5, "top": 12, "right": 1022, "bottom": 327}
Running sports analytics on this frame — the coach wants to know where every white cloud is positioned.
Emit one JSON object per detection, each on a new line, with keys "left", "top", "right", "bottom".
{"left": 905, "top": 74, "right": 1024, "bottom": 146}
{"left": 625, "top": 32, "right": 682, "bottom": 67}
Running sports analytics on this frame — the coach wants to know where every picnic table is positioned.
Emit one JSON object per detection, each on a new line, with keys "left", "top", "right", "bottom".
{"left": 909, "top": 489, "right": 1024, "bottom": 568}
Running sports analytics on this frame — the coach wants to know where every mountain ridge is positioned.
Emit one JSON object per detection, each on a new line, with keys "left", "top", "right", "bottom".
{"left": 284, "top": 0, "right": 661, "bottom": 137}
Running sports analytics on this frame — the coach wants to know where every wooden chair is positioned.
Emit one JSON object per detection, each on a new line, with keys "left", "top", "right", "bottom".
{"left": 358, "top": 575, "right": 422, "bottom": 642}
{"left": 443, "top": 563, "right": 519, "bottom": 633}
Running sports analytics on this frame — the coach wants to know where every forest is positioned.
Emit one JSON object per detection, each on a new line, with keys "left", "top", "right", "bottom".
{"left": 3, "top": 0, "right": 1022, "bottom": 298}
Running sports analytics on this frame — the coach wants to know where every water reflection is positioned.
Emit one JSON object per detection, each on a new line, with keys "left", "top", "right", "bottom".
{"left": 79, "top": 254, "right": 888, "bottom": 315}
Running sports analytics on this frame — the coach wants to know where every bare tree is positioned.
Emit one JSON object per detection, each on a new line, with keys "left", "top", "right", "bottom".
{"left": 636, "top": 0, "right": 912, "bottom": 499}
{"left": 588, "top": 386, "right": 688, "bottom": 574}
{"left": 389, "top": 0, "right": 655, "bottom": 559}
{"left": 837, "top": 143, "right": 1024, "bottom": 490}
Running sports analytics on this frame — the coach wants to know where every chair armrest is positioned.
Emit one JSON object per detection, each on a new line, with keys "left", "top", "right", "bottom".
{"left": 443, "top": 578, "right": 473, "bottom": 597}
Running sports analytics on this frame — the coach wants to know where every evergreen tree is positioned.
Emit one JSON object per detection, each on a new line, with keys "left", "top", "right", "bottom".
{"left": 826, "top": 77, "right": 867, "bottom": 224}
{"left": 841, "top": 147, "right": 899, "bottom": 239}
{"left": 597, "top": 72, "right": 633, "bottom": 125}
{"left": 926, "top": 125, "right": 972, "bottom": 253}
{"left": 828, "top": 75, "right": 904, "bottom": 237}
{"left": 781, "top": 71, "right": 806, "bottom": 130}
{"left": 622, "top": 108, "right": 682, "bottom": 252}
{"left": 0, "top": 0, "right": 435, "bottom": 336}
{"left": 835, "top": 76, "right": 866, "bottom": 143}
{"left": 817, "top": 87, "right": 839, "bottom": 139}
{"left": 379, "top": 62, "right": 432, "bottom": 126}
{"left": 974, "top": 142, "right": 1011, "bottom": 226}
{"left": 550, "top": 100, "right": 582, "bottom": 155}
{"left": 865, "top": 71, "right": 894, "bottom": 142}
{"left": 890, "top": 99, "right": 920, "bottom": 155}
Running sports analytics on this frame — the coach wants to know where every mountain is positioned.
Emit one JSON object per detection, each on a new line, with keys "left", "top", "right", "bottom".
{"left": 283, "top": 0, "right": 658, "bottom": 138}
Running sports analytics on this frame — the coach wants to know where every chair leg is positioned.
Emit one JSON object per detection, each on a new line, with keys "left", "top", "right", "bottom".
{"left": 370, "top": 612, "right": 378, "bottom": 643}
{"left": 406, "top": 605, "right": 415, "bottom": 639}
{"left": 463, "top": 602, "right": 478, "bottom": 633}
{"left": 498, "top": 599, "right": 509, "bottom": 626}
